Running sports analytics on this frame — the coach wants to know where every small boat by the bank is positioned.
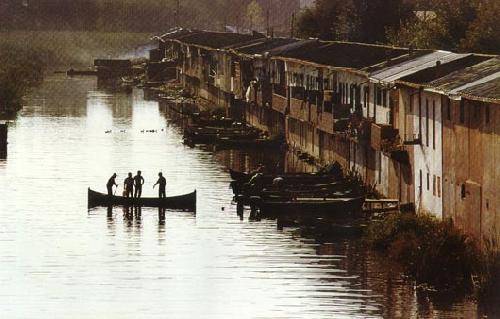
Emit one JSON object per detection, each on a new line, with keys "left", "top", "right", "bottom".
{"left": 67, "top": 69, "right": 98, "bottom": 76}
{"left": 254, "top": 196, "right": 365, "bottom": 215}
{"left": 88, "top": 188, "right": 196, "bottom": 210}
{"left": 185, "top": 128, "right": 260, "bottom": 144}
{"left": 191, "top": 116, "right": 237, "bottom": 128}
{"left": 236, "top": 189, "right": 355, "bottom": 206}
{"left": 229, "top": 169, "right": 338, "bottom": 184}
{"left": 231, "top": 180, "right": 348, "bottom": 196}
{"left": 215, "top": 136, "right": 283, "bottom": 149}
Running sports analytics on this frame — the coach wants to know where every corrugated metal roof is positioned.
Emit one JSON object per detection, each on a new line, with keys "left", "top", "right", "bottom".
{"left": 458, "top": 77, "right": 500, "bottom": 102}
{"left": 231, "top": 38, "right": 300, "bottom": 55}
{"left": 181, "top": 31, "right": 266, "bottom": 49}
{"left": 424, "top": 58, "right": 500, "bottom": 102}
{"left": 370, "top": 51, "right": 470, "bottom": 83}
{"left": 428, "top": 58, "right": 500, "bottom": 91}
{"left": 272, "top": 41, "right": 408, "bottom": 69}
{"left": 158, "top": 28, "right": 196, "bottom": 41}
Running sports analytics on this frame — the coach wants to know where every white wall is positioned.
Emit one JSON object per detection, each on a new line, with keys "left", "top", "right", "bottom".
{"left": 411, "top": 91, "right": 443, "bottom": 217}
{"left": 365, "top": 83, "right": 391, "bottom": 125}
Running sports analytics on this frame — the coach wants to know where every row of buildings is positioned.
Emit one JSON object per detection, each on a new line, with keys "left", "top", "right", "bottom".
{"left": 150, "top": 29, "right": 499, "bottom": 250}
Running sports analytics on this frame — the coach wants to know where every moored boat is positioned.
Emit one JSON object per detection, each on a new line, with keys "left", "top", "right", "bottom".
{"left": 88, "top": 188, "right": 196, "bottom": 210}
{"left": 254, "top": 196, "right": 365, "bottom": 216}
{"left": 228, "top": 169, "right": 337, "bottom": 184}
{"left": 215, "top": 136, "right": 283, "bottom": 149}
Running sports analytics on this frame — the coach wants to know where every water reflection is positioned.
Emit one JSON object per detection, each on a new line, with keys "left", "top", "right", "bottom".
{"left": 0, "top": 74, "right": 486, "bottom": 319}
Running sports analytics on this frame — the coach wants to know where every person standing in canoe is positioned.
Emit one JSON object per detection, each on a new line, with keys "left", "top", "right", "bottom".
{"left": 107, "top": 173, "right": 118, "bottom": 195}
{"left": 124, "top": 172, "right": 134, "bottom": 198}
{"left": 153, "top": 172, "right": 167, "bottom": 198}
{"left": 133, "top": 171, "right": 145, "bottom": 198}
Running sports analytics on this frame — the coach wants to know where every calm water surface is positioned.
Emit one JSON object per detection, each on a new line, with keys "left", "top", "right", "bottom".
{"left": 0, "top": 75, "right": 481, "bottom": 318}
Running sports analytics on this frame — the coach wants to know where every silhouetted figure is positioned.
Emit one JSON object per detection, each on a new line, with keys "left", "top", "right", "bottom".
{"left": 134, "top": 170, "right": 145, "bottom": 198}
{"left": 124, "top": 172, "right": 134, "bottom": 198}
{"left": 107, "top": 173, "right": 118, "bottom": 195}
{"left": 153, "top": 172, "right": 167, "bottom": 198}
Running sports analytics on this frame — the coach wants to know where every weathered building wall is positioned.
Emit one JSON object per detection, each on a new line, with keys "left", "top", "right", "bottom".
{"left": 443, "top": 99, "right": 499, "bottom": 248}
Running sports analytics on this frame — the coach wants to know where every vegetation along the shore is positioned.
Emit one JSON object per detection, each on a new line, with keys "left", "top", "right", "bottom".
{"left": 364, "top": 212, "right": 499, "bottom": 296}
{"left": 0, "top": 43, "right": 48, "bottom": 114}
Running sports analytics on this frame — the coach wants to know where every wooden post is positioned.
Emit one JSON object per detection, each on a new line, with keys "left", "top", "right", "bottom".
{"left": 0, "top": 123, "right": 7, "bottom": 158}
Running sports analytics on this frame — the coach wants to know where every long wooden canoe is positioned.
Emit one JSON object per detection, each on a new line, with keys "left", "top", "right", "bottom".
{"left": 88, "top": 188, "right": 196, "bottom": 210}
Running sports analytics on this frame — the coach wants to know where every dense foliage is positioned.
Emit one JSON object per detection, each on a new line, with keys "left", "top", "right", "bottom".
{"left": 0, "top": 0, "right": 291, "bottom": 35}
{"left": 0, "top": 44, "right": 48, "bottom": 114}
{"left": 297, "top": 0, "right": 500, "bottom": 54}
{"left": 364, "top": 212, "right": 497, "bottom": 290}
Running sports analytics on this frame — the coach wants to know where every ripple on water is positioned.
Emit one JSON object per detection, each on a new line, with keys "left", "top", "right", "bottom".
{"left": 0, "top": 75, "right": 481, "bottom": 319}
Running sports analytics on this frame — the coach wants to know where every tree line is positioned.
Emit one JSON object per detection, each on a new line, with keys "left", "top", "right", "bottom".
{"left": 0, "top": 0, "right": 296, "bottom": 35}
{"left": 296, "top": 0, "right": 500, "bottom": 54}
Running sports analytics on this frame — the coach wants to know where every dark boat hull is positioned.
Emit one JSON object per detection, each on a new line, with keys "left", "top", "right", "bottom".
{"left": 256, "top": 196, "right": 365, "bottom": 216}
{"left": 88, "top": 188, "right": 196, "bottom": 210}
{"left": 215, "top": 137, "right": 283, "bottom": 149}
{"left": 229, "top": 169, "right": 336, "bottom": 185}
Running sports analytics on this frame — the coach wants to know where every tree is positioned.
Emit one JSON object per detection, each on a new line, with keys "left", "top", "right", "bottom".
{"left": 246, "top": 0, "right": 265, "bottom": 31}
{"left": 460, "top": 0, "right": 500, "bottom": 53}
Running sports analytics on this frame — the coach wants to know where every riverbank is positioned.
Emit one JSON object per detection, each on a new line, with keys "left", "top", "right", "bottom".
{"left": 364, "top": 212, "right": 499, "bottom": 304}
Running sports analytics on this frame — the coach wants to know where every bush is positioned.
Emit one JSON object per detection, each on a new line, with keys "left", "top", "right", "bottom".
{"left": 365, "top": 212, "right": 482, "bottom": 289}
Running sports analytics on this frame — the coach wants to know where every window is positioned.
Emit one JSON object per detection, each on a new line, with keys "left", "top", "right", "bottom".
{"left": 474, "top": 103, "right": 480, "bottom": 120}
{"left": 432, "top": 100, "right": 436, "bottom": 150}
{"left": 376, "top": 87, "right": 382, "bottom": 106}
{"left": 427, "top": 172, "right": 430, "bottom": 191}
{"left": 346, "top": 83, "right": 349, "bottom": 104}
{"left": 433, "top": 175, "right": 436, "bottom": 196}
{"left": 460, "top": 100, "right": 465, "bottom": 123}
{"left": 437, "top": 177, "right": 441, "bottom": 198}
{"left": 426, "top": 99, "right": 429, "bottom": 147}
{"left": 461, "top": 184, "right": 466, "bottom": 199}
{"left": 364, "top": 87, "right": 369, "bottom": 109}
{"left": 419, "top": 170, "right": 422, "bottom": 195}
{"left": 382, "top": 89, "right": 387, "bottom": 107}
{"left": 442, "top": 96, "right": 451, "bottom": 121}
{"left": 378, "top": 152, "right": 382, "bottom": 184}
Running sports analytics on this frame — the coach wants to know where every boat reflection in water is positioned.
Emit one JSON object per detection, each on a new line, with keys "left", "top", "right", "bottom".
{"left": 0, "top": 74, "right": 486, "bottom": 319}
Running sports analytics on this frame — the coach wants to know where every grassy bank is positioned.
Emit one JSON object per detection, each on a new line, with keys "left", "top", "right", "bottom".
{"left": 364, "top": 212, "right": 499, "bottom": 295}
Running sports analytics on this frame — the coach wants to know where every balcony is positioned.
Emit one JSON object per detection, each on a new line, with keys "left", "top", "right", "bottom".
{"left": 372, "top": 123, "right": 410, "bottom": 162}
{"left": 318, "top": 111, "right": 334, "bottom": 134}
{"left": 347, "top": 117, "right": 371, "bottom": 143}
{"left": 403, "top": 133, "right": 422, "bottom": 145}
{"left": 333, "top": 103, "right": 351, "bottom": 120}
{"left": 289, "top": 97, "right": 308, "bottom": 122}
{"left": 272, "top": 93, "right": 287, "bottom": 114}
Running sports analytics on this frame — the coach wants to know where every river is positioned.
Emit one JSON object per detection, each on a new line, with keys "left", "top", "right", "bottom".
{"left": 0, "top": 75, "right": 482, "bottom": 318}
